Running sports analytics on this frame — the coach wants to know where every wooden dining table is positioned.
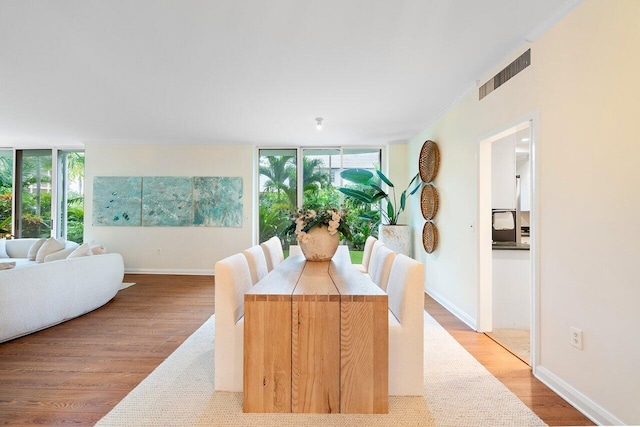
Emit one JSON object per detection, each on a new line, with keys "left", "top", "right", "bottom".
{"left": 243, "top": 246, "right": 388, "bottom": 414}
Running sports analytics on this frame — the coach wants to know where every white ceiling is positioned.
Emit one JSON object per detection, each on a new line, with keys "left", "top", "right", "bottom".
{"left": 0, "top": 0, "right": 571, "bottom": 148}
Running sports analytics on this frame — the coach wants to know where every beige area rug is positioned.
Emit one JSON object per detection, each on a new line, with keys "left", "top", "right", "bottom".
{"left": 97, "top": 313, "right": 545, "bottom": 426}
{"left": 486, "top": 328, "right": 531, "bottom": 366}
{"left": 118, "top": 282, "right": 136, "bottom": 290}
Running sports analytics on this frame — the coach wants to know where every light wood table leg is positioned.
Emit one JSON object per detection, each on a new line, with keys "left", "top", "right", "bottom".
{"left": 292, "top": 294, "right": 340, "bottom": 413}
{"left": 340, "top": 295, "right": 389, "bottom": 414}
{"left": 243, "top": 295, "right": 292, "bottom": 413}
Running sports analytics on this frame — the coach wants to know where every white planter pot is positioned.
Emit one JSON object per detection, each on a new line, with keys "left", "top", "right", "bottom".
{"left": 379, "top": 224, "right": 410, "bottom": 256}
{"left": 298, "top": 225, "right": 340, "bottom": 262}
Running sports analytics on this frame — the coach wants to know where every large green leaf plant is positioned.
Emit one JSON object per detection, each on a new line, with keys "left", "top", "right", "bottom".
{"left": 338, "top": 169, "right": 421, "bottom": 226}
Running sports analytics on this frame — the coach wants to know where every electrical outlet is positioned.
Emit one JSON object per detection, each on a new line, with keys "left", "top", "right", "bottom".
{"left": 570, "top": 327, "right": 583, "bottom": 350}
{"left": 156, "top": 248, "right": 161, "bottom": 255}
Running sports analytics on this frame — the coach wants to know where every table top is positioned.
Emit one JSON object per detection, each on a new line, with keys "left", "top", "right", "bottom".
{"left": 246, "top": 246, "right": 385, "bottom": 299}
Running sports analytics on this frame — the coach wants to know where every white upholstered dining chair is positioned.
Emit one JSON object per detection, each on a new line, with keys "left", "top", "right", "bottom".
{"left": 214, "top": 253, "right": 253, "bottom": 392}
{"left": 242, "top": 245, "right": 269, "bottom": 285}
{"left": 353, "top": 235, "right": 378, "bottom": 273}
{"left": 367, "top": 244, "right": 396, "bottom": 291}
{"left": 260, "top": 236, "right": 284, "bottom": 272}
{"left": 386, "top": 253, "right": 424, "bottom": 395}
{"left": 288, "top": 244, "right": 303, "bottom": 257}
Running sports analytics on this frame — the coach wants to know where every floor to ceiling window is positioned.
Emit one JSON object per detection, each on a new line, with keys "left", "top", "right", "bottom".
{"left": 258, "top": 147, "right": 382, "bottom": 253}
{"left": 258, "top": 149, "right": 297, "bottom": 248}
{"left": 16, "top": 150, "right": 53, "bottom": 238}
{"left": 301, "top": 148, "right": 340, "bottom": 210}
{"left": 57, "top": 150, "right": 85, "bottom": 243}
{"left": 0, "top": 149, "right": 84, "bottom": 242}
{"left": 340, "top": 148, "right": 382, "bottom": 250}
{"left": 0, "top": 150, "right": 13, "bottom": 237}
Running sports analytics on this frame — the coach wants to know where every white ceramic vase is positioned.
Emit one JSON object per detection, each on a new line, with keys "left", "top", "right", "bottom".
{"left": 379, "top": 224, "right": 410, "bottom": 256}
{"left": 299, "top": 225, "right": 340, "bottom": 262}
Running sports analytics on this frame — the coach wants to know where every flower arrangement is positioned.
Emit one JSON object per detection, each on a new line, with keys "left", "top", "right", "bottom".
{"left": 287, "top": 207, "right": 352, "bottom": 243}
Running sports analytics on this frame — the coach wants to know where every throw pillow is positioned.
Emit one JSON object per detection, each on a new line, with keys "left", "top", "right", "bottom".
{"left": 27, "top": 238, "right": 47, "bottom": 261}
{"left": 67, "top": 242, "right": 94, "bottom": 259}
{"left": 89, "top": 240, "right": 107, "bottom": 255}
{"left": 0, "top": 238, "right": 8, "bottom": 258}
{"left": 35, "top": 237, "right": 65, "bottom": 263}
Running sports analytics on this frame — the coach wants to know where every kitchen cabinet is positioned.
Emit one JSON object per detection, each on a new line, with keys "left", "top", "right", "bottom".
{"left": 491, "top": 134, "right": 516, "bottom": 210}
{"left": 492, "top": 248, "right": 530, "bottom": 329}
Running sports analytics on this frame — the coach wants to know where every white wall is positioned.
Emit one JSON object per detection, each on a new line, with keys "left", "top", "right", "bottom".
{"left": 84, "top": 144, "right": 254, "bottom": 274}
{"left": 408, "top": 1, "right": 640, "bottom": 424}
{"left": 387, "top": 143, "right": 411, "bottom": 224}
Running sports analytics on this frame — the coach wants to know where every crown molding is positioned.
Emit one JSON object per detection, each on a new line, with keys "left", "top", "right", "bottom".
{"left": 525, "top": 0, "right": 583, "bottom": 42}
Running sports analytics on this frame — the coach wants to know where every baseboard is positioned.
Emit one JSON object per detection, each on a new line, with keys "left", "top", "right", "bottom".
{"left": 125, "top": 268, "right": 214, "bottom": 276}
{"left": 535, "top": 366, "right": 623, "bottom": 426}
{"left": 426, "top": 287, "right": 477, "bottom": 331}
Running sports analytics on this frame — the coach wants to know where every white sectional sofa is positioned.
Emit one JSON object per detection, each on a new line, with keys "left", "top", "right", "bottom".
{"left": 0, "top": 238, "right": 125, "bottom": 343}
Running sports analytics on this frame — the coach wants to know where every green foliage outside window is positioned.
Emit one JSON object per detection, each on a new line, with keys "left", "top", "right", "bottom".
{"left": 0, "top": 151, "right": 85, "bottom": 242}
{"left": 258, "top": 154, "right": 378, "bottom": 251}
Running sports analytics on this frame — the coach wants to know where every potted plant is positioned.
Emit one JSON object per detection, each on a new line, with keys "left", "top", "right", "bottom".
{"left": 285, "top": 206, "right": 352, "bottom": 261}
{"left": 338, "top": 169, "right": 421, "bottom": 255}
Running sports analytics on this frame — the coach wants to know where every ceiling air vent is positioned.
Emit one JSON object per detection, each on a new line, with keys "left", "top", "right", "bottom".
{"left": 479, "top": 49, "right": 531, "bottom": 100}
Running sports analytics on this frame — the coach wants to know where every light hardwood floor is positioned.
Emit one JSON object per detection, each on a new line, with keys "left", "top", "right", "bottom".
{"left": 0, "top": 274, "right": 593, "bottom": 426}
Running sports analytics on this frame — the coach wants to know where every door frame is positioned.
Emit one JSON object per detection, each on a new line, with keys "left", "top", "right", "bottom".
{"left": 476, "top": 110, "right": 540, "bottom": 371}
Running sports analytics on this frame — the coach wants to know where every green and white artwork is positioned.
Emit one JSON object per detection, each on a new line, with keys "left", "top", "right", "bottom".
{"left": 193, "top": 177, "right": 243, "bottom": 227}
{"left": 142, "top": 177, "right": 193, "bottom": 226}
{"left": 93, "top": 176, "right": 142, "bottom": 226}
{"left": 93, "top": 175, "right": 243, "bottom": 227}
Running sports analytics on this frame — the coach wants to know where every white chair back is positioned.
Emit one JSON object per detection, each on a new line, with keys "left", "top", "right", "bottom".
{"left": 386, "top": 253, "right": 424, "bottom": 396}
{"left": 387, "top": 254, "right": 424, "bottom": 325}
{"left": 242, "top": 245, "right": 269, "bottom": 285}
{"left": 288, "top": 245, "right": 303, "bottom": 257}
{"left": 214, "top": 253, "right": 253, "bottom": 391}
{"left": 360, "top": 235, "right": 378, "bottom": 271}
{"left": 260, "top": 236, "right": 284, "bottom": 272}
{"left": 368, "top": 245, "right": 396, "bottom": 291}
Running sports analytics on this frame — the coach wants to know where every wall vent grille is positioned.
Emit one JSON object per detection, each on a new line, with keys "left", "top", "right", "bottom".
{"left": 479, "top": 49, "right": 531, "bottom": 100}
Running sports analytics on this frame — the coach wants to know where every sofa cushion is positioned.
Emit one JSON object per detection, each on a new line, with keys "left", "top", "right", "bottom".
{"left": 35, "top": 238, "right": 65, "bottom": 263}
{"left": 0, "top": 238, "right": 8, "bottom": 258}
{"left": 27, "top": 238, "right": 47, "bottom": 261}
{"left": 67, "top": 242, "right": 94, "bottom": 259}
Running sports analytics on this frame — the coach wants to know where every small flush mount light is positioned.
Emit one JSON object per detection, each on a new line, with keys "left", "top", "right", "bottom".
{"left": 315, "top": 117, "right": 323, "bottom": 131}
{"left": 521, "top": 137, "right": 530, "bottom": 142}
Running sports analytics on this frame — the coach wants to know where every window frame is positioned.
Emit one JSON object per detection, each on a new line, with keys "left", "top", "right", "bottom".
{"left": 0, "top": 147, "right": 84, "bottom": 241}
{"left": 255, "top": 146, "right": 385, "bottom": 245}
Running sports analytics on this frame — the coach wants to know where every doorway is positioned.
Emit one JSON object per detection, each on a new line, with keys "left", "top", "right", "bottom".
{"left": 477, "top": 117, "right": 537, "bottom": 368}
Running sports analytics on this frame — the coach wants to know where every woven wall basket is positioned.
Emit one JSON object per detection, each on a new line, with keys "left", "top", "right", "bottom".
{"left": 419, "top": 140, "right": 440, "bottom": 183}
{"left": 420, "top": 183, "right": 439, "bottom": 220}
{"left": 422, "top": 221, "right": 439, "bottom": 254}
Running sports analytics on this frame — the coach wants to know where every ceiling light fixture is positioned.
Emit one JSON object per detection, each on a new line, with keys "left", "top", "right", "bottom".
{"left": 316, "top": 117, "right": 323, "bottom": 131}
{"left": 521, "top": 137, "right": 530, "bottom": 142}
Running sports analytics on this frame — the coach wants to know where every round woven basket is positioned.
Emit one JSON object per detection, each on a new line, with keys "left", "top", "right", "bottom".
{"left": 422, "top": 221, "right": 439, "bottom": 254}
{"left": 419, "top": 140, "right": 440, "bottom": 183}
{"left": 420, "top": 184, "right": 439, "bottom": 220}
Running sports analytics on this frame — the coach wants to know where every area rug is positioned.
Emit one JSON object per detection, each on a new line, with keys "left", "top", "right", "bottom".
{"left": 97, "top": 312, "right": 545, "bottom": 426}
{"left": 118, "top": 282, "right": 136, "bottom": 290}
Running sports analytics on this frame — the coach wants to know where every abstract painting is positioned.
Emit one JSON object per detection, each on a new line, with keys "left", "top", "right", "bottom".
{"left": 93, "top": 176, "right": 142, "bottom": 226}
{"left": 193, "top": 177, "right": 243, "bottom": 227}
{"left": 93, "top": 175, "right": 243, "bottom": 227}
{"left": 142, "top": 177, "right": 192, "bottom": 226}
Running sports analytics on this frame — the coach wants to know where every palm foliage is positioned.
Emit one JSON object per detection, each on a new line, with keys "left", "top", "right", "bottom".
{"left": 339, "top": 169, "right": 421, "bottom": 225}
